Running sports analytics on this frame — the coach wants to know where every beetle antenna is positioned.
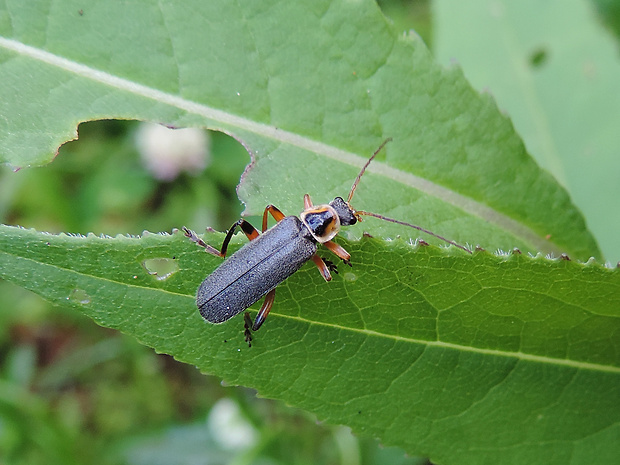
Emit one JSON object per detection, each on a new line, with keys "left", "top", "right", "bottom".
{"left": 347, "top": 137, "right": 392, "bottom": 203}
{"left": 355, "top": 210, "right": 473, "bottom": 254}
{"left": 348, "top": 139, "right": 471, "bottom": 254}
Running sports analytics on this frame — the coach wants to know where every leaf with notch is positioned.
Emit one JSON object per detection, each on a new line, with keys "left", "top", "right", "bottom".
{"left": 0, "top": 0, "right": 601, "bottom": 259}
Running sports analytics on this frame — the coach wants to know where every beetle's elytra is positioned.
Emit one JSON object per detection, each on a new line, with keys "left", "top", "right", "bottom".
{"left": 183, "top": 139, "right": 470, "bottom": 345}
{"left": 195, "top": 216, "right": 316, "bottom": 325}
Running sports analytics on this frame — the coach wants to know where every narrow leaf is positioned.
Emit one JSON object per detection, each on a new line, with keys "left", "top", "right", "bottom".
{"left": 1, "top": 225, "right": 618, "bottom": 465}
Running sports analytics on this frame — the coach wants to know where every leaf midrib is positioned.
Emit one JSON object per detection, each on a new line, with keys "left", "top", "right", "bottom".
{"left": 0, "top": 36, "right": 557, "bottom": 252}
{"left": 0, "top": 246, "right": 193, "bottom": 299}
{"left": 2, "top": 243, "right": 615, "bottom": 374}
{"left": 282, "top": 315, "right": 619, "bottom": 374}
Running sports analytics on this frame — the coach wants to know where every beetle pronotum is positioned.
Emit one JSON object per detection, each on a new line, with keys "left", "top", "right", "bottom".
{"left": 183, "top": 139, "right": 471, "bottom": 345}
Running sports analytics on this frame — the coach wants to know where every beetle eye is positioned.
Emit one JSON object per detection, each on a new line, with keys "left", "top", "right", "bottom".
{"left": 329, "top": 197, "right": 357, "bottom": 226}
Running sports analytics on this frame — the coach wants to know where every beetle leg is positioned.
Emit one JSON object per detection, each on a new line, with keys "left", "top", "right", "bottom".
{"left": 323, "top": 240, "right": 352, "bottom": 266}
{"left": 185, "top": 219, "right": 260, "bottom": 258}
{"left": 182, "top": 227, "right": 223, "bottom": 257}
{"left": 262, "top": 205, "right": 286, "bottom": 232}
{"left": 243, "top": 312, "right": 253, "bottom": 347}
{"left": 244, "top": 287, "right": 277, "bottom": 346}
{"left": 312, "top": 254, "right": 333, "bottom": 282}
{"left": 252, "top": 288, "right": 277, "bottom": 332}
{"left": 303, "top": 194, "right": 313, "bottom": 210}
{"left": 322, "top": 258, "right": 339, "bottom": 274}
{"left": 238, "top": 220, "right": 260, "bottom": 240}
{"left": 218, "top": 219, "right": 261, "bottom": 257}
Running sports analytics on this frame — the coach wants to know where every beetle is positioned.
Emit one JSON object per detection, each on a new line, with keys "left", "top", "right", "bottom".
{"left": 183, "top": 139, "right": 471, "bottom": 345}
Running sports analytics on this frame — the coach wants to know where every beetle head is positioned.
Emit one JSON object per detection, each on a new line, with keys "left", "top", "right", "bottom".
{"left": 329, "top": 197, "right": 357, "bottom": 226}
{"left": 304, "top": 139, "right": 472, "bottom": 254}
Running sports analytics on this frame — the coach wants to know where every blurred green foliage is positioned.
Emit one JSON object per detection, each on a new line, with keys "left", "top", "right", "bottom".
{"left": 378, "top": 0, "right": 432, "bottom": 45}
{"left": 592, "top": 0, "right": 620, "bottom": 40}
{"left": 1, "top": 120, "right": 248, "bottom": 237}
{"left": 0, "top": 120, "right": 237, "bottom": 464}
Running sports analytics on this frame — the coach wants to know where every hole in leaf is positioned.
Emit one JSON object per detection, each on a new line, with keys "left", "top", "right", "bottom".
{"left": 68, "top": 288, "right": 91, "bottom": 304}
{"left": 142, "top": 258, "right": 179, "bottom": 281}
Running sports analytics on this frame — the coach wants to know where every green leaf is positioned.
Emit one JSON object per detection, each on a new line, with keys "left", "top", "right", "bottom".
{"left": 0, "top": 0, "right": 600, "bottom": 260}
{"left": 1, "top": 225, "right": 619, "bottom": 465}
{"left": 1, "top": 1, "right": 616, "bottom": 463}
{"left": 433, "top": 0, "right": 620, "bottom": 262}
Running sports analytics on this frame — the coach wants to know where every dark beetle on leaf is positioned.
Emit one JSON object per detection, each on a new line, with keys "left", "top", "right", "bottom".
{"left": 183, "top": 139, "right": 471, "bottom": 345}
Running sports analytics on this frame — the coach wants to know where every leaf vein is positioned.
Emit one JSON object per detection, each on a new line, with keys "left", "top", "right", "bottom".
{"left": 0, "top": 36, "right": 560, "bottom": 252}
